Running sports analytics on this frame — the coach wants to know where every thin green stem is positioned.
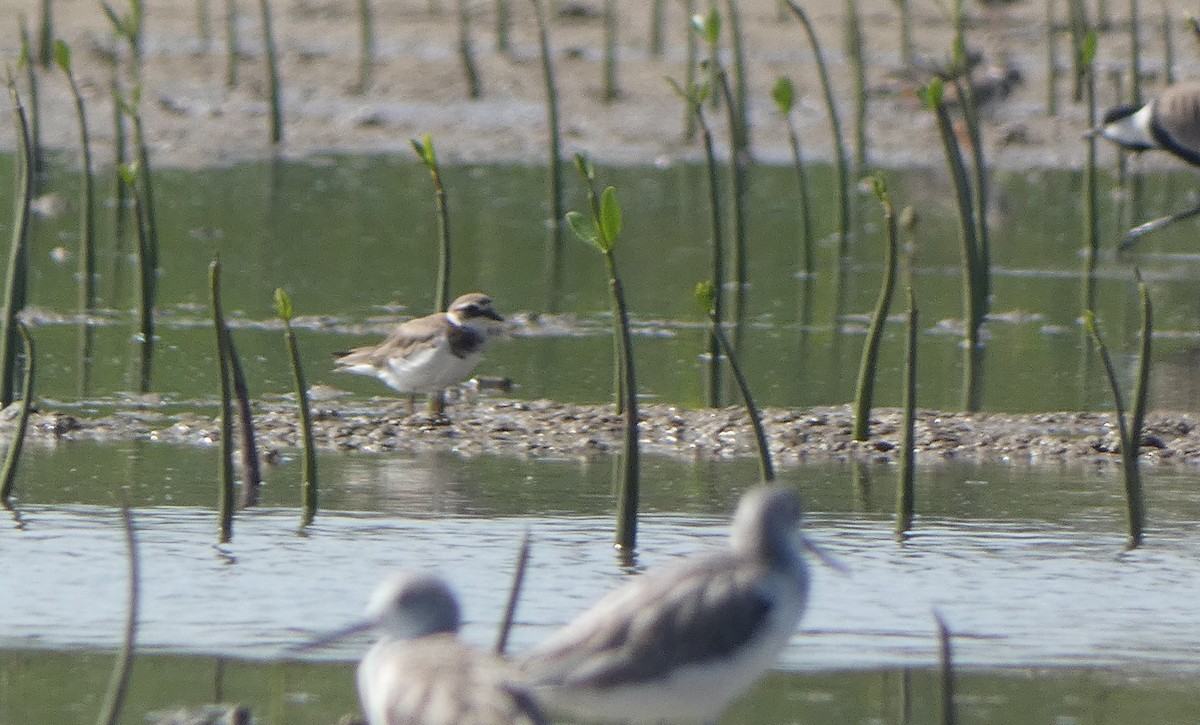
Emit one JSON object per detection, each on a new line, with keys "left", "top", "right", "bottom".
{"left": 211, "top": 261, "right": 235, "bottom": 544}
{"left": 710, "top": 312, "right": 774, "bottom": 482}
{"left": 895, "top": 287, "right": 917, "bottom": 538}
{"left": 257, "top": 0, "right": 283, "bottom": 143}
{"left": 94, "top": 506, "right": 139, "bottom": 725}
{"left": 457, "top": 0, "right": 482, "bottom": 97}
{"left": 356, "top": 0, "right": 374, "bottom": 91}
{"left": 0, "top": 77, "right": 33, "bottom": 408}
{"left": 852, "top": 186, "right": 897, "bottom": 441}
{"left": 0, "top": 322, "right": 33, "bottom": 507}
{"left": 784, "top": 0, "right": 850, "bottom": 256}
{"left": 531, "top": 0, "right": 563, "bottom": 253}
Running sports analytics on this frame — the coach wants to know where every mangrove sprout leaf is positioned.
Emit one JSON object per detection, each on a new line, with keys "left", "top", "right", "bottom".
{"left": 918, "top": 78, "right": 944, "bottom": 110}
{"left": 693, "top": 10, "right": 720, "bottom": 44}
{"left": 566, "top": 211, "right": 603, "bottom": 252}
{"left": 600, "top": 186, "right": 622, "bottom": 246}
{"left": 1081, "top": 30, "right": 1098, "bottom": 66}
{"left": 771, "top": 76, "right": 794, "bottom": 115}
{"left": 274, "top": 288, "right": 293, "bottom": 322}
{"left": 573, "top": 152, "right": 594, "bottom": 181}
{"left": 870, "top": 174, "right": 888, "bottom": 203}
{"left": 54, "top": 40, "right": 71, "bottom": 73}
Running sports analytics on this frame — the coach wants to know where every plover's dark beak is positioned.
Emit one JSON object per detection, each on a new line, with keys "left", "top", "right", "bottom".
{"left": 484, "top": 309, "right": 504, "bottom": 322}
{"left": 287, "top": 617, "right": 374, "bottom": 653}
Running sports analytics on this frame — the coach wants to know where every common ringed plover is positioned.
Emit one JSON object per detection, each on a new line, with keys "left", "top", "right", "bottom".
{"left": 335, "top": 292, "right": 504, "bottom": 415}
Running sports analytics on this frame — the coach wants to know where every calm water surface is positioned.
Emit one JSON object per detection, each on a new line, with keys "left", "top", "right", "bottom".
{"left": 13, "top": 153, "right": 1200, "bottom": 412}
{"left": 4, "top": 444, "right": 1200, "bottom": 722}
{"left": 5, "top": 154, "right": 1200, "bottom": 722}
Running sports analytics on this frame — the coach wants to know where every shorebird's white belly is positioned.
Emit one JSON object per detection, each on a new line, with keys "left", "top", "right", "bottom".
{"left": 378, "top": 342, "right": 483, "bottom": 394}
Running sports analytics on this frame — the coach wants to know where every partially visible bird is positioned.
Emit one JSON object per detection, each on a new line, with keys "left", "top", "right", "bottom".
{"left": 1092, "top": 81, "right": 1200, "bottom": 246}
{"left": 518, "top": 485, "right": 833, "bottom": 724}
{"left": 300, "top": 572, "right": 547, "bottom": 725}
{"left": 335, "top": 292, "right": 504, "bottom": 415}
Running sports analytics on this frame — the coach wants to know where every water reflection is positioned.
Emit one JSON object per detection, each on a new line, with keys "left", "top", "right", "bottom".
{"left": 5, "top": 498, "right": 1200, "bottom": 674}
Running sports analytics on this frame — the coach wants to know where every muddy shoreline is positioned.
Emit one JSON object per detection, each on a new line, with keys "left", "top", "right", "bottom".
{"left": 15, "top": 396, "right": 1200, "bottom": 469}
{"left": 1, "top": 0, "right": 1191, "bottom": 171}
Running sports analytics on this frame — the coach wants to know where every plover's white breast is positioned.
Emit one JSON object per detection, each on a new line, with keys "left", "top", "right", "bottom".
{"left": 379, "top": 341, "right": 484, "bottom": 394}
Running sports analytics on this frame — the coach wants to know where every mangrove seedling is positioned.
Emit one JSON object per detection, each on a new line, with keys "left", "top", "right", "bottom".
{"left": 211, "top": 261, "right": 236, "bottom": 543}
{"left": 852, "top": 176, "right": 898, "bottom": 442}
{"left": 574, "top": 153, "right": 624, "bottom": 413}
{"left": 693, "top": 11, "right": 749, "bottom": 327}
{"left": 895, "top": 286, "right": 917, "bottom": 539}
{"left": 566, "top": 186, "right": 639, "bottom": 552}
{"left": 118, "top": 163, "right": 154, "bottom": 392}
{"left": 696, "top": 281, "right": 774, "bottom": 483}
{"left": 95, "top": 505, "right": 139, "bottom": 725}
{"left": 602, "top": 0, "right": 618, "bottom": 101}
{"left": 55, "top": 40, "right": 96, "bottom": 313}
{"left": 0, "top": 322, "right": 34, "bottom": 509}
{"left": 356, "top": 0, "right": 374, "bottom": 91}
{"left": 772, "top": 76, "right": 814, "bottom": 279}
{"left": 783, "top": 0, "right": 850, "bottom": 257}
{"left": 413, "top": 133, "right": 451, "bottom": 314}
{"left": 456, "top": 0, "right": 481, "bottom": 97}
{"left": 668, "top": 76, "right": 723, "bottom": 407}
{"left": 276, "top": 288, "right": 318, "bottom": 527}
{"left": 920, "top": 78, "right": 986, "bottom": 411}
{"left": 530, "top": 0, "right": 563, "bottom": 253}
{"left": 1084, "top": 274, "right": 1151, "bottom": 549}
{"left": 0, "top": 72, "right": 33, "bottom": 408}
{"left": 256, "top": 0, "right": 283, "bottom": 143}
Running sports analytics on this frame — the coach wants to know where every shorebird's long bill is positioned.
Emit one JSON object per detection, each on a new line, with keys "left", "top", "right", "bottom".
{"left": 288, "top": 618, "right": 374, "bottom": 653}
{"left": 801, "top": 535, "right": 849, "bottom": 575}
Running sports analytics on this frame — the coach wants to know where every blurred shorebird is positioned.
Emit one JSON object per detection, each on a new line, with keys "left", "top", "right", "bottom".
{"left": 335, "top": 292, "right": 504, "bottom": 415}
{"left": 518, "top": 485, "right": 834, "bottom": 724}
{"left": 1091, "top": 81, "right": 1200, "bottom": 247}
{"left": 300, "top": 572, "right": 547, "bottom": 725}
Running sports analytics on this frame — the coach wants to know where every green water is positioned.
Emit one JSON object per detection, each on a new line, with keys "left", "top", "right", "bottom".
{"left": 8, "top": 154, "right": 1200, "bottom": 724}
{"left": 17, "top": 153, "right": 1200, "bottom": 412}
{"left": 4, "top": 650, "right": 1200, "bottom": 725}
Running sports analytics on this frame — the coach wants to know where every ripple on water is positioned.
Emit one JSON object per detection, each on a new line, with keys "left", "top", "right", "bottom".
{"left": 3, "top": 505, "right": 1200, "bottom": 674}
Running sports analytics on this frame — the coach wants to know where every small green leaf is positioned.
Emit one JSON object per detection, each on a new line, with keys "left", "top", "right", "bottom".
{"left": 695, "top": 281, "right": 716, "bottom": 313}
{"left": 17, "top": 28, "right": 30, "bottom": 69}
{"left": 573, "top": 152, "right": 594, "bottom": 182}
{"left": 918, "top": 78, "right": 944, "bottom": 110}
{"left": 771, "top": 76, "right": 794, "bottom": 115}
{"left": 54, "top": 40, "right": 71, "bottom": 73}
{"left": 566, "top": 211, "right": 604, "bottom": 252}
{"left": 274, "top": 287, "right": 293, "bottom": 322}
{"left": 415, "top": 132, "right": 437, "bottom": 167}
{"left": 693, "top": 10, "right": 720, "bottom": 44}
{"left": 870, "top": 174, "right": 888, "bottom": 203}
{"left": 1081, "top": 29, "right": 1098, "bottom": 65}
{"left": 1082, "top": 310, "right": 1098, "bottom": 336}
{"left": 599, "top": 186, "right": 622, "bottom": 246}
{"left": 118, "top": 163, "right": 139, "bottom": 184}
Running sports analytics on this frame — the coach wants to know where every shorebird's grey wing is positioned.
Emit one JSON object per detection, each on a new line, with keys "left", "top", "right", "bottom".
{"left": 523, "top": 557, "right": 775, "bottom": 687}
{"left": 364, "top": 638, "right": 548, "bottom": 725}
{"left": 1154, "top": 82, "right": 1200, "bottom": 163}
{"left": 446, "top": 324, "right": 487, "bottom": 359}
